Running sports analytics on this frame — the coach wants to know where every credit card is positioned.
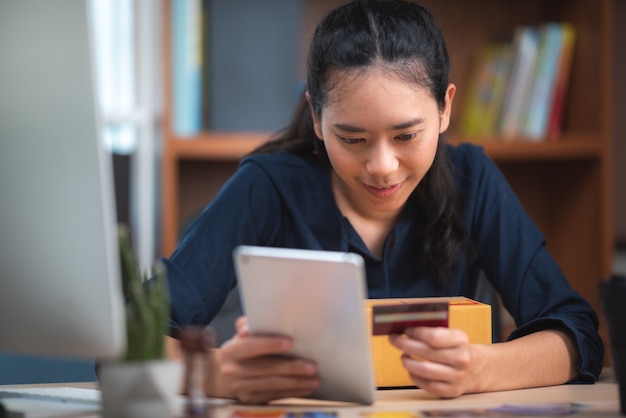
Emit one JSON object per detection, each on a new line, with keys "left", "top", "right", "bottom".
{"left": 372, "top": 301, "right": 449, "bottom": 335}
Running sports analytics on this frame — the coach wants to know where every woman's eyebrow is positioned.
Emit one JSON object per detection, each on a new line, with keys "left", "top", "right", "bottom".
{"left": 333, "top": 123, "right": 366, "bottom": 133}
{"left": 390, "top": 118, "right": 425, "bottom": 130}
{"left": 333, "top": 118, "right": 425, "bottom": 133}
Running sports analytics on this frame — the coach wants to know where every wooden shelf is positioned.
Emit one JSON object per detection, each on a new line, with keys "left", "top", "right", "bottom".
{"left": 168, "top": 132, "right": 271, "bottom": 160}
{"left": 465, "top": 134, "right": 604, "bottom": 162}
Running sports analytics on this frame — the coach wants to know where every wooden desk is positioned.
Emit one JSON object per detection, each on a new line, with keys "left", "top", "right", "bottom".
{"left": 255, "top": 369, "right": 620, "bottom": 418}
{"left": 0, "top": 369, "right": 621, "bottom": 417}
{"left": 285, "top": 383, "right": 617, "bottom": 417}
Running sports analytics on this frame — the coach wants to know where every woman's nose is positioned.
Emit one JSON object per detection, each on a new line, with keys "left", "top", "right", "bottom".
{"left": 365, "top": 141, "right": 399, "bottom": 178}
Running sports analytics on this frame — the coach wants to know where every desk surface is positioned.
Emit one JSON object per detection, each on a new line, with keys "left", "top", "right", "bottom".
{"left": 0, "top": 369, "right": 621, "bottom": 417}
{"left": 264, "top": 370, "right": 620, "bottom": 418}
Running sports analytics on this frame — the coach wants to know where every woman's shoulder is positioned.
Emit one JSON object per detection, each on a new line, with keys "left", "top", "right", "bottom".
{"left": 239, "top": 151, "right": 330, "bottom": 191}
{"left": 446, "top": 141, "right": 488, "bottom": 164}
{"left": 238, "top": 151, "right": 335, "bottom": 220}
{"left": 445, "top": 141, "right": 499, "bottom": 180}
{"left": 241, "top": 151, "right": 323, "bottom": 172}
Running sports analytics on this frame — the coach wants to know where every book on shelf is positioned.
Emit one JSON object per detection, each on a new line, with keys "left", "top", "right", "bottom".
{"left": 460, "top": 43, "right": 513, "bottom": 138}
{"left": 523, "top": 23, "right": 568, "bottom": 141}
{"left": 201, "top": 0, "right": 211, "bottom": 131}
{"left": 498, "top": 25, "right": 540, "bottom": 140}
{"left": 171, "top": 0, "right": 203, "bottom": 137}
{"left": 546, "top": 24, "right": 576, "bottom": 140}
{"left": 461, "top": 23, "right": 576, "bottom": 142}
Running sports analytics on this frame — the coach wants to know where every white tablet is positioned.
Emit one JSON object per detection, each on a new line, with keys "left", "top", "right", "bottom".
{"left": 233, "top": 245, "right": 376, "bottom": 405}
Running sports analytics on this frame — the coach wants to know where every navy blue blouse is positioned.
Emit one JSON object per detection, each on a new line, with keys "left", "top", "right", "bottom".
{"left": 162, "top": 143, "right": 603, "bottom": 382}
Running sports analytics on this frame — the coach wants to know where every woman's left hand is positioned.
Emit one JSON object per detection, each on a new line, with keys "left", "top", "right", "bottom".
{"left": 388, "top": 326, "right": 474, "bottom": 398}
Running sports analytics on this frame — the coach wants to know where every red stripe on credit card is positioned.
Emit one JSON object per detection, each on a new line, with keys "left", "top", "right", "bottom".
{"left": 372, "top": 302, "right": 449, "bottom": 335}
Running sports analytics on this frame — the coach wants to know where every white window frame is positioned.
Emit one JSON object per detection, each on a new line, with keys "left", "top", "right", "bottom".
{"left": 91, "top": 0, "right": 162, "bottom": 272}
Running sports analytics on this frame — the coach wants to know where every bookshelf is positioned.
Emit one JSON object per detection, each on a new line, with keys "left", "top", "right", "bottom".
{"left": 160, "top": 0, "right": 614, "bottom": 350}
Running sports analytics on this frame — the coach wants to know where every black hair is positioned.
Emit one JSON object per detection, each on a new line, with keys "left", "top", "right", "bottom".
{"left": 251, "top": 0, "right": 472, "bottom": 286}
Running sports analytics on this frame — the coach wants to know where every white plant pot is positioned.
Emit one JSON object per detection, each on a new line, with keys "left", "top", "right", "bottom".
{"left": 99, "top": 359, "right": 184, "bottom": 418}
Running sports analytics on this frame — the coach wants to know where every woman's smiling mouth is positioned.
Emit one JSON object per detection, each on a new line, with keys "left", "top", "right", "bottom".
{"left": 365, "top": 182, "right": 403, "bottom": 198}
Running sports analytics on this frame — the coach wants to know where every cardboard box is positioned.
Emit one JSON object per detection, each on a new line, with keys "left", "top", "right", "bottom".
{"left": 365, "top": 297, "right": 492, "bottom": 388}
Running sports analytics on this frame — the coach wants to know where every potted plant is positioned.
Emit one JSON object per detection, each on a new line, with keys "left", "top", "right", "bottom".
{"left": 99, "top": 225, "right": 183, "bottom": 418}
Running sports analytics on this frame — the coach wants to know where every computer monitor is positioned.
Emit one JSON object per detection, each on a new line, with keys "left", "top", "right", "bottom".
{"left": 0, "top": 0, "right": 126, "bottom": 360}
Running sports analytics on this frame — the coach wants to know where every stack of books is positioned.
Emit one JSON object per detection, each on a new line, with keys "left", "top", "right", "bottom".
{"left": 460, "top": 22, "right": 576, "bottom": 142}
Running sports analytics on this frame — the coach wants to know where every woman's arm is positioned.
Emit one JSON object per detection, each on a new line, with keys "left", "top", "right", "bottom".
{"left": 389, "top": 326, "right": 578, "bottom": 398}
{"left": 453, "top": 145, "right": 603, "bottom": 381}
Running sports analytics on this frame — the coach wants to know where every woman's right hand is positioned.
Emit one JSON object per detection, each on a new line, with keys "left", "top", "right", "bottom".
{"left": 217, "top": 316, "right": 320, "bottom": 404}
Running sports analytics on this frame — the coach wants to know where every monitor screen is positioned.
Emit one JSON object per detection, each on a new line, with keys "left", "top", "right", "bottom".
{"left": 0, "top": 0, "right": 126, "bottom": 360}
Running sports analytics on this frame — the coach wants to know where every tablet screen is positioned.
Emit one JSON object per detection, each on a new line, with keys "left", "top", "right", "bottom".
{"left": 233, "top": 245, "right": 376, "bottom": 405}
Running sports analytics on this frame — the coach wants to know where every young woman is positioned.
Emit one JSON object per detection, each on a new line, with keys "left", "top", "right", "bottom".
{"left": 163, "top": 0, "right": 603, "bottom": 404}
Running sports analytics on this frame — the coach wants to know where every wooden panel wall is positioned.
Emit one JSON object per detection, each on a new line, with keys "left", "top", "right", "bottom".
{"left": 614, "top": 0, "right": 626, "bottom": 245}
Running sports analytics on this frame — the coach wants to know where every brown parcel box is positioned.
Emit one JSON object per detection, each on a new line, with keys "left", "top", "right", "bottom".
{"left": 365, "top": 297, "right": 492, "bottom": 388}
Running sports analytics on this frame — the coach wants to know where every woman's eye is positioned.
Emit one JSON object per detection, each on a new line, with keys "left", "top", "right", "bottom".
{"left": 395, "top": 132, "right": 416, "bottom": 142}
{"left": 339, "top": 136, "right": 364, "bottom": 144}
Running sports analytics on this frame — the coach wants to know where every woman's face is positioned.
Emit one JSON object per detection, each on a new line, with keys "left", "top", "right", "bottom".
{"left": 309, "top": 68, "right": 455, "bottom": 221}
